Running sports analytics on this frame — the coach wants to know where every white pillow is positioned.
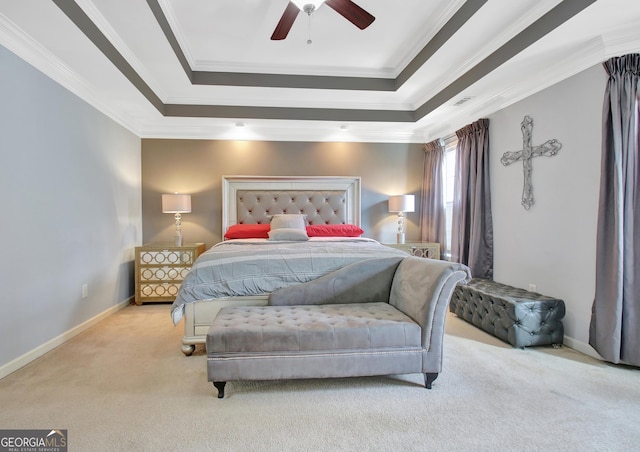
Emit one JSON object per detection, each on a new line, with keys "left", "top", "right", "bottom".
{"left": 270, "top": 214, "right": 306, "bottom": 230}
{"left": 268, "top": 228, "right": 309, "bottom": 241}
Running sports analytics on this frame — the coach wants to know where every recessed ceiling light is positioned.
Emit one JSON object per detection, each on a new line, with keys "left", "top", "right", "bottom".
{"left": 235, "top": 122, "right": 246, "bottom": 127}
{"left": 339, "top": 125, "right": 349, "bottom": 130}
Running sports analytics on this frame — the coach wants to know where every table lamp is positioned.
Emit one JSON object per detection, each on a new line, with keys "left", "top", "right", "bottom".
{"left": 162, "top": 193, "right": 191, "bottom": 246}
{"left": 388, "top": 195, "right": 415, "bottom": 244}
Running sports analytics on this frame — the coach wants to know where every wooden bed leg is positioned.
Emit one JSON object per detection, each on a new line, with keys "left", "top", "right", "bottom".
{"left": 213, "top": 381, "right": 226, "bottom": 398}
{"left": 424, "top": 373, "right": 438, "bottom": 389}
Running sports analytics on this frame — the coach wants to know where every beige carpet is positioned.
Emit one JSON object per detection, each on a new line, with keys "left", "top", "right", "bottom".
{"left": 1, "top": 303, "right": 638, "bottom": 451}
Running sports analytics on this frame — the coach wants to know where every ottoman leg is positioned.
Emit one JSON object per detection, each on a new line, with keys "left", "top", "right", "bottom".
{"left": 213, "top": 381, "right": 226, "bottom": 398}
{"left": 424, "top": 373, "right": 438, "bottom": 389}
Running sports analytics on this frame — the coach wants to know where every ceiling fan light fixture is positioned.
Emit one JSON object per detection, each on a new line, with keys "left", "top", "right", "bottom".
{"left": 271, "top": 0, "right": 374, "bottom": 41}
{"left": 291, "top": 0, "right": 325, "bottom": 11}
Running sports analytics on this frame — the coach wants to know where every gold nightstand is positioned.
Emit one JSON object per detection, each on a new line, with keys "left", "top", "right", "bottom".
{"left": 134, "top": 243, "right": 205, "bottom": 305}
{"left": 384, "top": 242, "right": 440, "bottom": 260}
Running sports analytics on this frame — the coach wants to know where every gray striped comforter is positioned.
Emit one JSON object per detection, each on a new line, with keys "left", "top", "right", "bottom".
{"left": 170, "top": 238, "right": 407, "bottom": 324}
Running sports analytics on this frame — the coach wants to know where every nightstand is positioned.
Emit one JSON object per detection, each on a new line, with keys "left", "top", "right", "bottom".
{"left": 134, "top": 243, "right": 206, "bottom": 305}
{"left": 385, "top": 242, "right": 440, "bottom": 260}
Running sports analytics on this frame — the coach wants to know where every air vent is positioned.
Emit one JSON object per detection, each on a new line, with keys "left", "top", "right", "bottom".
{"left": 453, "top": 96, "right": 473, "bottom": 106}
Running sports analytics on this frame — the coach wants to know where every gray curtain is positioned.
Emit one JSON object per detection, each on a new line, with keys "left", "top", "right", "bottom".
{"left": 589, "top": 54, "right": 640, "bottom": 366}
{"left": 419, "top": 140, "right": 446, "bottom": 255}
{"left": 451, "top": 118, "right": 493, "bottom": 279}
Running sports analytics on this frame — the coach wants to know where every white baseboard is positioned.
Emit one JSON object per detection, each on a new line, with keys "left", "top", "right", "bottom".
{"left": 563, "top": 335, "right": 603, "bottom": 361}
{"left": 0, "top": 298, "right": 132, "bottom": 379}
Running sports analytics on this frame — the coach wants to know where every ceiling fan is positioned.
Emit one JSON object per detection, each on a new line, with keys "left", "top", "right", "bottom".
{"left": 271, "top": 0, "right": 375, "bottom": 41}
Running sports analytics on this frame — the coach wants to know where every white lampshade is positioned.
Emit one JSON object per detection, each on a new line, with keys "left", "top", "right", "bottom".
{"left": 292, "top": 0, "right": 325, "bottom": 10}
{"left": 388, "top": 195, "right": 415, "bottom": 213}
{"left": 162, "top": 193, "right": 191, "bottom": 213}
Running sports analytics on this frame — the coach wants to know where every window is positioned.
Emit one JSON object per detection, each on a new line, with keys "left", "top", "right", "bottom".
{"left": 442, "top": 135, "right": 457, "bottom": 259}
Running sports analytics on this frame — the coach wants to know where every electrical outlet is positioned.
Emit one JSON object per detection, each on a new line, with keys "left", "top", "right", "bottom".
{"left": 82, "top": 284, "right": 88, "bottom": 299}
{"left": 528, "top": 284, "right": 537, "bottom": 292}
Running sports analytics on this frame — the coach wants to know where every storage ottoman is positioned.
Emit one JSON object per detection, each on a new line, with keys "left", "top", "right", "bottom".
{"left": 450, "top": 278, "right": 565, "bottom": 348}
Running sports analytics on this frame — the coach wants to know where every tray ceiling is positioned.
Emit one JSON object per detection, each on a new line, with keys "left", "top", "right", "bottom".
{"left": 1, "top": 0, "right": 639, "bottom": 142}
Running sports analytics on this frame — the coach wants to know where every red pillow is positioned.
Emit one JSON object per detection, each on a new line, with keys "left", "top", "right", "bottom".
{"left": 224, "top": 224, "right": 270, "bottom": 239}
{"left": 306, "top": 224, "right": 364, "bottom": 237}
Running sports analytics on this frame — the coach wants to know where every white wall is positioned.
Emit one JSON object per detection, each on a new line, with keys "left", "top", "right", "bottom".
{"left": 0, "top": 45, "right": 142, "bottom": 376}
{"left": 489, "top": 63, "right": 607, "bottom": 354}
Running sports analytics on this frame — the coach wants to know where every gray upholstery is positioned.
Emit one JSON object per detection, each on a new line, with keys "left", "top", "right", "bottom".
{"left": 207, "top": 303, "right": 421, "bottom": 354}
{"left": 237, "top": 190, "right": 347, "bottom": 225}
{"left": 450, "top": 278, "right": 565, "bottom": 348}
{"left": 206, "top": 257, "right": 471, "bottom": 396}
{"left": 268, "top": 257, "right": 403, "bottom": 306}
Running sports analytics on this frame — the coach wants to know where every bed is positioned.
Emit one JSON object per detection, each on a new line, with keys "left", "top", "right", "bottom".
{"left": 171, "top": 175, "right": 409, "bottom": 355}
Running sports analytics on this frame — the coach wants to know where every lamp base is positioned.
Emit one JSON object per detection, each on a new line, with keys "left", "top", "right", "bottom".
{"left": 173, "top": 212, "right": 183, "bottom": 246}
{"left": 397, "top": 233, "right": 405, "bottom": 244}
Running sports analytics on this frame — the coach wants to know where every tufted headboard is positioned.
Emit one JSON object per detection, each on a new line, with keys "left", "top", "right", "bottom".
{"left": 222, "top": 176, "right": 361, "bottom": 231}
{"left": 237, "top": 191, "right": 348, "bottom": 224}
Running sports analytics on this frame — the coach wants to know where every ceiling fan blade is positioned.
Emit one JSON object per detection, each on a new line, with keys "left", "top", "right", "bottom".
{"left": 271, "top": 2, "right": 300, "bottom": 40}
{"left": 325, "top": 0, "right": 375, "bottom": 30}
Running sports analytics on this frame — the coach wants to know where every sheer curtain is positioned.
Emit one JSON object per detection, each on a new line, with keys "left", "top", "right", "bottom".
{"left": 589, "top": 54, "right": 640, "bottom": 366}
{"left": 419, "top": 140, "right": 446, "bottom": 255}
{"left": 450, "top": 118, "right": 493, "bottom": 279}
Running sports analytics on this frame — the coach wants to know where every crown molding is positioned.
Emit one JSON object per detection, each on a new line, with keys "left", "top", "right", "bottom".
{"left": 76, "top": 0, "right": 168, "bottom": 101}
{"left": 0, "top": 11, "right": 143, "bottom": 136}
{"left": 163, "top": 95, "right": 414, "bottom": 112}
{"left": 388, "top": 0, "right": 467, "bottom": 78}
{"left": 155, "top": 0, "right": 196, "bottom": 71}
{"left": 418, "top": 35, "right": 608, "bottom": 142}
{"left": 138, "top": 120, "right": 423, "bottom": 143}
{"left": 601, "top": 21, "right": 640, "bottom": 58}
{"left": 190, "top": 59, "right": 397, "bottom": 79}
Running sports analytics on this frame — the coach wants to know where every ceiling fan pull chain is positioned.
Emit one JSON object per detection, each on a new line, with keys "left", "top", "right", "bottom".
{"left": 307, "top": 12, "right": 313, "bottom": 44}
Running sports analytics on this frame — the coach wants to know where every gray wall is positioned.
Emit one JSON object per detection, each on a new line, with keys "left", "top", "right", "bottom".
{"left": 141, "top": 140, "right": 425, "bottom": 247}
{"left": 489, "top": 63, "right": 606, "bottom": 354}
{"left": 0, "top": 45, "right": 142, "bottom": 374}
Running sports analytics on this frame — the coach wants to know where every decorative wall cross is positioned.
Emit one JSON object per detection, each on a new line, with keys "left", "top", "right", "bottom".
{"left": 500, "top": 116, "right": 561, "bottom": 210}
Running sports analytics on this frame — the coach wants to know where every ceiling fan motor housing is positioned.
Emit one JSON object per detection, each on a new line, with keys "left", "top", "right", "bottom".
{"left": 271, "top": 0, "right": 375, "bottom": 41}
{"left": 292, "top": 0, "right": 325, "bottom": 10}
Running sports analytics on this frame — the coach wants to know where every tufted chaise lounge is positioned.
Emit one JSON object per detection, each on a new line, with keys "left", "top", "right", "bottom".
{"left": 450, "top": 278, "right": 565, "bottom": 348}
{"left": 206, "top": 256, "right": 471, "bottom": 398}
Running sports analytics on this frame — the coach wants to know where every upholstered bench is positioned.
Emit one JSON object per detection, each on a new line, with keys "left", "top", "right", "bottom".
{"left": 450, "top": 278, "right": 565, "bottom": 348}
{"left": 207, "top": 303, "right": 425, "bottom": 398}
{"left": 206, "top": 257, "right": 471, "bottom": 398}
